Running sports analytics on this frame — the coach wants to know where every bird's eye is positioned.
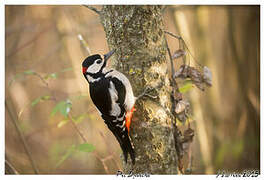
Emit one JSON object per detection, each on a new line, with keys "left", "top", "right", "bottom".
{"left": 96, "top": 59, "right": 102, "bottom": 64}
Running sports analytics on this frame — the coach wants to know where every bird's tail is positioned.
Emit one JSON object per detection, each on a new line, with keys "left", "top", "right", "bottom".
{"left": 119, "top": 132, "right": 135, "bottom": 165}
{"left": 102, "top": 114, "right": 135, "bottom": 164}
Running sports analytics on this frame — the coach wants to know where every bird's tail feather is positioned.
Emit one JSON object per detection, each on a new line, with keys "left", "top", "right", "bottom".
{"left": 102, "top": 114, "right": 135, "bottom": 164}
{"left": 112, "top": 128, "right": 135, "bottom": 164}
{"left": 120, "top": 133, "right": 135, "bottom": 165}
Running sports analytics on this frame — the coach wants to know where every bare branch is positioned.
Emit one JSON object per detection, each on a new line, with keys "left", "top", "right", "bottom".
{"left": 83, "top": 5, "right": 101, "bottom": 15}
{"left": 99, "top": 131, "right": 122, "bottom": 170}
{"left": 77, "top": 34, "right": 91, "bottom": 55}
{"left": 164, "top": 34, "right": 181, "bottom": 172}
{"left": 33, "top": 72, "right": 57, "bottom": 101}
{"left": 92, "top": 151, "right": 110, "bottom": 173}
{"left": 164, "top": 35, "right": 180, "bottom": 91}
{"left": 5, "top": 159, "right": 19, "bottom": 174}
{"left": 164, "top": 30, "right": 203, "bottom": 68}
{"left": 164, "top": 30, "right": 181, "bottom": 40}
{"left": 32, "top": 67, "right": 113, "bottom": 173}
{"left": 5, "top": 101, "right": 40, "bottom": 174}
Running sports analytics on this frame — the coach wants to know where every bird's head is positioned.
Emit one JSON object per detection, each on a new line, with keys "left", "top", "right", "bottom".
{"left": 82, "top": 50, "right": 115, "bottom": 75}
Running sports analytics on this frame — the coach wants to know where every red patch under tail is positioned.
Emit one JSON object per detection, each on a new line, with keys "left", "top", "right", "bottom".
{"left": 125, "top": 106, "right": 136, "bottom": 133}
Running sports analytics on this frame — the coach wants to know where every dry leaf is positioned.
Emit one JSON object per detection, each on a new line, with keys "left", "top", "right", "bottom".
{"left": 175, "top": 65, "right": 212, "bottom": 91}
{"left": 175, "top": 100, "right": 190, "bottom": 114}
{"left": 203, "top": 66, "right": 212, "bottom": 86}
{"left": 183, "top": 128, "right": 194, "bottom": 143}
{"left": 172, "top": 49, "right": 186, "bottom": 60}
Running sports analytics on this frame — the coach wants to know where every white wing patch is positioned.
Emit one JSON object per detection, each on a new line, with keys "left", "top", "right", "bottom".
{"left": 105, "top": 68, "right": 135, "bottom": 112}
{"left": 109, "top": 81, "right": 121, "bottom": 116}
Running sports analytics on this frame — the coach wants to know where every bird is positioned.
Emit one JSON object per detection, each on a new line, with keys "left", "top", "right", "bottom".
{"left": 82, "top": 50, "right": 136, "bottom": 164}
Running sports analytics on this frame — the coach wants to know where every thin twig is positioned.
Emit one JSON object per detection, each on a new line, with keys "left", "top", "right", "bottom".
{"left": 83, "top": 5, "right": 101, "bottom": 15}
{"left": 164, "top": 30, "right": 203, "bottom": 68}
{"left": 33, "top": 71, "right": 111, "bottom": 173}
{"left": 21, "top": 20, "right": 114, "bottom": 172}
{"left": 71, "top": 123, "right": 111, "bottom": 174}
{"left": 78, "top": 34, "right": 91, "bottom": 55}
{"left": 165, "top": 30, "right": 197, "bottom": 174}
{"left": 93, "top": 151, "right": 110, "bottom": 173}
{"left": 164, "top": 34, "right": 179, "bottom": 91}
{"left": 5, "top": 101, "right": 39, "bottom": 174}
{"left": 5, "top": 160, "right": 19, "bottom": 174}
{"left": 99, "top": 131, "right": 122, "bottom": 170}
{"left": 68, "top": 117, "right": 88, "bottom": 142}
{"left": 164, "top": 34, "right": 180, "bottom": 172}
{"left": 33, "top": 72, "right": 57, "bottom": 101}
{"left": 33, "top": 73, "right": 49, "bottom": 88}
{"left": 164, "top": 30, "right": 181, "bottom": 39}
{"left": 67, "top": 118, "right": 111, "bottom": 173}
{"left": 34, "top": 74, "right": 86, "bottom": 140}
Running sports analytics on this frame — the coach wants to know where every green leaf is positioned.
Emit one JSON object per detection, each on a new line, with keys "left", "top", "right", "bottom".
{"left": 9, "top": 70, "right": 36, "bottom": 86}
{"left": 31, "top": 97, "right": 41, "bottom": 107}
{"left": 31, "top": 95, "right": 51, "bottom": 107}
{"left": 49, "top": 73, "right": 57, "bottom": 78}
{"left": 51, "top": 100, "right": 72, "bottom": 117}
{"left": 51, "top": 101, "right": 65, "bottom": 116}
{"left": 24, "top": 70, "right": 35, "bottom": 75}
{"left": 55, "top": 145, "right": 76, "bottom": 168}
{"left": 179, "top": 80, "right": 193, "bottom": 93}
{"left": 72, "top": 114, "right": 87, "bottom": 124}
{"left": 44, "top": 73, "right": 58, "bottom": 80}
{"left": 60, "top": 101, "right": 72, "bottom": 117}
{"left": 57, "top": 118, "right": 69, "bottom": 128}
{"left": 60, "top": 67, "right": 73, "bottom": 73}
{"left": 77, "top": 143, "right": 95, "bottom": 153}
{"left": 54, "top": 142, "right": 94, "bottom": 168}
{"left": 41, "top": 95, "right": 51, "bottom": 100}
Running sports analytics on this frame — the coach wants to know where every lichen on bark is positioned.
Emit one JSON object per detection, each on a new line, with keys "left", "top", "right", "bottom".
{"left": 100, "top": 5, "right": 178, "bottom": 174}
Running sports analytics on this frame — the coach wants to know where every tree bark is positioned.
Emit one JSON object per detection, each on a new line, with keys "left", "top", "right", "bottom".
{"left": 100, "top": 5, "right": 178, "bottom": 174}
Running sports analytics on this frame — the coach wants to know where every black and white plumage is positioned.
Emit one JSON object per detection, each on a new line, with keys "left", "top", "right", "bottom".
{"left": 82, "top": 50, "right": 136, "bottom": 164}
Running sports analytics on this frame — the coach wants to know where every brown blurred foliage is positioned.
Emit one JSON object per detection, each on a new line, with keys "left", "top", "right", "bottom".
{"left": 5, "top": 5, "right": 259, "bottom": 174}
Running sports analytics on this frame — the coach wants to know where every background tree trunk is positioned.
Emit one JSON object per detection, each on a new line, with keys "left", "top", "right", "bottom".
{"left": 171, "top": 5, "right": 260, "bottom": 172}
{"left": 100, "top": 5, "right": 178, "bottom": 174}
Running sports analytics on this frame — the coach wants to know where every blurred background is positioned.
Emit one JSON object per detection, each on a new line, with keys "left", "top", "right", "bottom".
{"left": 5, "top": 5, "right": 260, "bottom": 174}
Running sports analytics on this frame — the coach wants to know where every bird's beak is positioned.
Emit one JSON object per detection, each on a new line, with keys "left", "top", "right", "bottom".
{"left": 103, "top": 49, "right": 115, "bottom": 62}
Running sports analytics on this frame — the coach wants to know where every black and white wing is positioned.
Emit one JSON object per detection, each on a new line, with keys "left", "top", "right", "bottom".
{"left": 89, "top": 77, "right": 135, "bottom": 164}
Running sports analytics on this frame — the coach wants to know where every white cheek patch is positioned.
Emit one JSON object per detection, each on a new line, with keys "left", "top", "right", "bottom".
{"left": 86, "top": 59, "right": 103, "bottom": 74}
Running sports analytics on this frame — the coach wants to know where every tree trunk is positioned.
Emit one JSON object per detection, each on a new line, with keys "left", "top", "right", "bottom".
{"left": 100, "top": 5, "right": 178, "bottom": 174}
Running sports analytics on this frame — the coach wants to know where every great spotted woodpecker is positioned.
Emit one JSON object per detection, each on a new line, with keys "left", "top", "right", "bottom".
{"left": 82, "top": 50, "right": 136, "bottom": 164}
